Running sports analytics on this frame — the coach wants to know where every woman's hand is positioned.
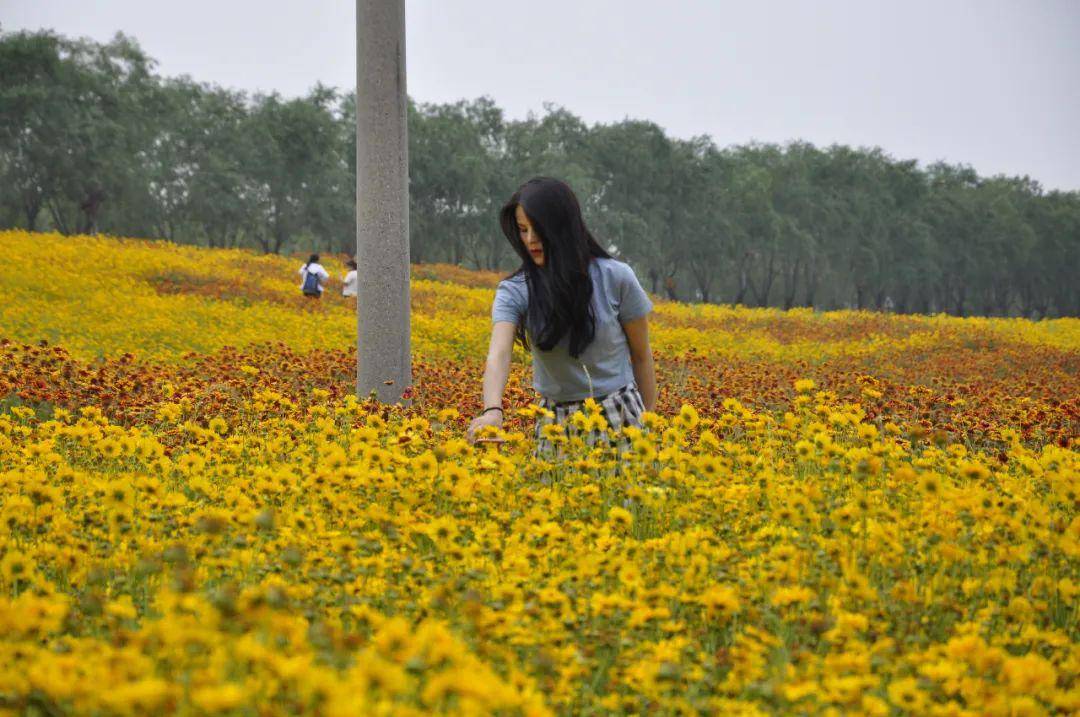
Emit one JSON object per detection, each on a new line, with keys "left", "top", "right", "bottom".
{"left": 470, "top": 322, "right": 516, "bottom": 443}
{"left": 467, "top": 411, "right": 503, "bottom": 443}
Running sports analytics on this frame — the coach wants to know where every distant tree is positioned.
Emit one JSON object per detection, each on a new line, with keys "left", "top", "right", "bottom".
{"left": 242, "top": 86, "right": 343, "bottom": 254}
{"left": 588, "top": 120, "right": 678, "bottom": 293}
{"left": 409, "top": 98, "right": 500, "bottom": 265}
{"left": 0, "top": 31, "right": 157, "bottom": 234}
{"left": 0, "top": 29, "right": 61, "bottom": 231}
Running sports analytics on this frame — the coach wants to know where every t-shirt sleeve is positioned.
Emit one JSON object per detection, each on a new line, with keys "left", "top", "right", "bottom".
{"left": 318, "top": 267, "right": 330, "bottom": 280}
{"left": 617, "top": 263, "right": 653, "bottom": 323}
{"left": 492, "top": 280, "right": 527, "bottom": 325}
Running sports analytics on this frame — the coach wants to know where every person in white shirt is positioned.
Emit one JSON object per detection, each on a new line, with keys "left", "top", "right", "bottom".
{"left": 299, "top": 254, "right": 331, "bottom": 298}
{"left": 342, "top": 259, "right": 358, "bottom": 298}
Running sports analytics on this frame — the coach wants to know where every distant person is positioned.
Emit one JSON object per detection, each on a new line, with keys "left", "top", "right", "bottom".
{"left": 299, "top": 254, "right": 330, "bottom": 298}
{"left": 342, "top": 259, "right": 358, "bottom": 298}
{"left": 467, "top": 177, "right": 656, "bottom": 451}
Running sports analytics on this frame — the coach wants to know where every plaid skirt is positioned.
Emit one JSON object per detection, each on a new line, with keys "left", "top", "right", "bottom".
{"left": 534, "top": 383, "right": 645, "bottom": 456}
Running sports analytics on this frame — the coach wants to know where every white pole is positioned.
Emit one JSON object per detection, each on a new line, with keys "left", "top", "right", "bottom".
{"left": 356, "top": 0, "right": 411, "bottom": 402}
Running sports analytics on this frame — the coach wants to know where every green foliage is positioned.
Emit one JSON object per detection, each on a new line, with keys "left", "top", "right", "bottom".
{"left": 1, "top": 28, "right": 1077, "bottom": 317}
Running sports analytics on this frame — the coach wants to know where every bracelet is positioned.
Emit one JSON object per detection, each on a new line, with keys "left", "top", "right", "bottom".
{"left": 481, "top": 406, "right": 504, "bottom": 416}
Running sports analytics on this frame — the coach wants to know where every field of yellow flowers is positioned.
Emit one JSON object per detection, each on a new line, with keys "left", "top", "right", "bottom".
{"left": 0, "top": 229, "right": 1077, "bottom": 716}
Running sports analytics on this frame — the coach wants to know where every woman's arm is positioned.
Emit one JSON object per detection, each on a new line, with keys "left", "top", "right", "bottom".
{"left": 622, "top": 316, "right": 657, "bottom": 411}
{"left": 467, "top": 321, "right": 517, "bottom": 441}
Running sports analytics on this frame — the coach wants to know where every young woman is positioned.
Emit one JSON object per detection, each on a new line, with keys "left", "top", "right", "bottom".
{"left": 342, "top": 259, "right": 358, "bottom": 298}
{"left": 467, "top": 177, "right": 657, "bottom": 448}
{"left": 299, "top": 254, "right": 330, "bottom": 298}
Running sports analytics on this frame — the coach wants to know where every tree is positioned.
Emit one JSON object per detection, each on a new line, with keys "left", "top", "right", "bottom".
{"left": 588, "top": 120, "right": 679, "bottom": 292}
{"left": 408, "top": 98, "right": 500, "bottom": 265}
{"left": 0, "top": 30, "right": 63, "bottom": 231}
{"left": 242, "top": 87, "right": 343, "bottom": 254}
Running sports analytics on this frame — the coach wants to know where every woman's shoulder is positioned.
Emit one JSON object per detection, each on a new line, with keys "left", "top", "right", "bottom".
{"left": 495, "top": 272, "right": 527, "bottom": 304}
{"left": 492, "top": 272, "right": 527, "bottom": 317}
{"left": 497, "top": 271, "right": 527, "bottom": 288}
{"left": 592, "top": 256, "right": 634, "bottom": 281}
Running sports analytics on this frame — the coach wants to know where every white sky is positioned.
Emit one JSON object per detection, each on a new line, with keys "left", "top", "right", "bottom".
{"left": 4, "top": 0, "right": 1079, "bottom": 190}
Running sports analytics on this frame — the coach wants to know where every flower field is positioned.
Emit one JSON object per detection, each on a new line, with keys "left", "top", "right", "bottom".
{"left": 0, "top": 229, "right": 1077, "bottom": 716}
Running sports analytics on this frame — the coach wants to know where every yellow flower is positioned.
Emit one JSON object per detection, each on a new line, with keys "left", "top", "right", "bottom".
{"left": 103, "top": 479, "right": 135, "bottom": 511}
{"left": 412, "top": 451, "right": 439, "bottom": 480}
{"left": 918, "top": 472, "right": 942, "bottom": 496}
{"left": 770, "top": 586, "right": 815, "bottom": 608}
{"left": 1058, "top": 577, "right": 1079, "bottom": 602}
{"left": 699, "top": 585, "right": 740, "bottom": 621}
{"left": 860, "top": 694, "right": 890, "bottom": 716}
{"left": 191, "top": 683, "right": 246, "bottom": 713}
{"left": 105, "top": 595, "right": 138, "bottom": 620}
{"left": 104, "top": 678, "right": 173, "bottom": 714}
{"left": 422, "top": 516, "right": 460, "bottom": 548}
{"left": 794, "top": 439, "right": 814, "bottom": 458}
{"left": 630, "top": 437, "right": 656, "bottom": 462}
{"left": 1001, "top": 653, "right": 1058, "bottom": 698}
{"left": 959, "top": 460, "right": 991, "bottom": 481}
{"left": 886, "top": 677, "right": 927, "bottom": 713}
{"left": 674, "top": 404, "right": 700, "bottom": 431}
{"left": 857, "top": 423, "right": 878, "bottom": 440}
{"left": 535, "top": 423, "right": 564, "bottom": 449}
{"left": 176, "top": 452, "right": 206, "bottom": 476}
{"left": 585, "top": 412, "right": 609, "bottom": 433}
{"left": 1, "top": 550, "right": 34, "bottom": 583}
{"left": 694, "top": 455, "right": 724, "bottom": 480}
{"left": 95, "top": 436, "right": 123, "bottom": 460}
{"left": 570, "top": 411, "right": 590, "bottom": 431}
{"left": 608, "top": 506, "right": 633, "bottom": 531}
{"left": 156, "top": 402, "right": 183, "bottom": 422}
{"left": 372, "top": 616, "right": 414, "bottom": 661}
{"left": 641, "top": 411, "right": 664, "bottom": 431}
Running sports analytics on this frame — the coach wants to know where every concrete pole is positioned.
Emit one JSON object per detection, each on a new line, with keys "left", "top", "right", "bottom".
{"left": 356, "top": 0, "right": 411, "bottom": 403}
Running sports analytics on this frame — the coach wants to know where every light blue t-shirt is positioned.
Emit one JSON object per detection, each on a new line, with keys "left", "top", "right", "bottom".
{"left": 492, "top": 257, "right": 653, "bottom": 403}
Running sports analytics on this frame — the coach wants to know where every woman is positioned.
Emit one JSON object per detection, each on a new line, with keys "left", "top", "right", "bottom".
{"left": 467, "top": 177, "right": 657, "bottom": 450}
{"left": 342, "top": 259, "right": 358, "bottom": 298}
{"left": 299, "top": 254, "right": 330, "bottom": 298}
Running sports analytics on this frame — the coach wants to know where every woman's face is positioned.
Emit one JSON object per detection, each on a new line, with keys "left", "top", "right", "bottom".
{"left": 515, "top": 205, "right": 545, "bottom": 267}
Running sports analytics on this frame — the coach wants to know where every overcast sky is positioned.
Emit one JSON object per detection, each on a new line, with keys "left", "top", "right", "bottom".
{"left": 4, "top": 0, "right": 1079, "bottom": 190}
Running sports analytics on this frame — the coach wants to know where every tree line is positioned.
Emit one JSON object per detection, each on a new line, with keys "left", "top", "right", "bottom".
{"left": 1, "top": 29, "right": 1076, "bottom": 317}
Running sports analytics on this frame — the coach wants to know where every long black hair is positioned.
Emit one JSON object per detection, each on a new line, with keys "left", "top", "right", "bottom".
{"left": 499, "top": 177, "right": 611, "bottom": 358}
